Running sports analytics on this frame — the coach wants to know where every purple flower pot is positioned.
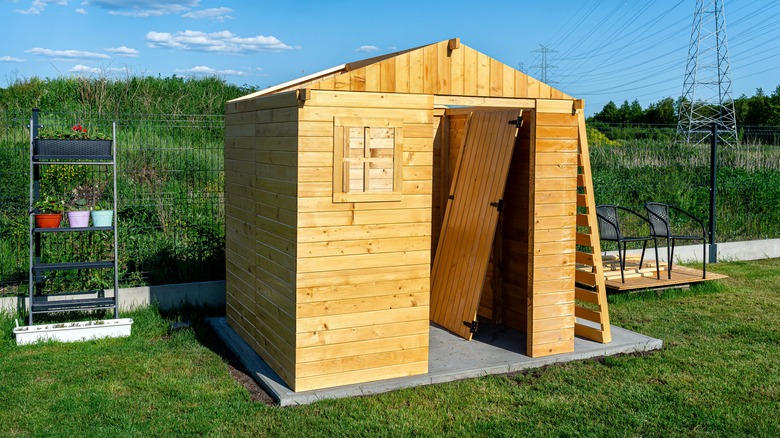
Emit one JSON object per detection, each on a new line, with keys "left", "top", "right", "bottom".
{"left": 67, "top": 210, "right": 90, "bottom": 228}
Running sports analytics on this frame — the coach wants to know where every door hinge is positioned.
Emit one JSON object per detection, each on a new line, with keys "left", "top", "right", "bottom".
{"left": 508, "top": 116, "right": 523, "bottom": 127}
{"left": 489, "top": 199, "right": 504, "bottom": 212}
{"left": 463, "top": 320, "right": 478, "bottom": 334}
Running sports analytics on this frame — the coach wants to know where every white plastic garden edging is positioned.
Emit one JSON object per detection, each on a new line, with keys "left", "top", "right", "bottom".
{"left": 13, "top": 318, "right": 133, "bottom": 345}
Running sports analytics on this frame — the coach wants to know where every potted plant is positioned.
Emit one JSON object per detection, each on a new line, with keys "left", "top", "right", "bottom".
{"left": 33, "top": 197, "right": 65, "bottom": 228}
{"left": 35, "top": 124, "right": 112, "bottom": 159}
{"left": 67, "top": 199, "right": 90, "bottom": 228}
{"left": 91, "top": 200, "right": 114, "bottom": 227}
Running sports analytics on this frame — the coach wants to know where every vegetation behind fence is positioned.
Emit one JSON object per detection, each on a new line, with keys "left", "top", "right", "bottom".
{"left": 1, "top": 76, "right": 780, "bottom": 293}
{"left": 0, "top": 110, "right": 225, "bottom": 293}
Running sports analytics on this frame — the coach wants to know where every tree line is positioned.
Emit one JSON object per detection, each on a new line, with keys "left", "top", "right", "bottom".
{"left": 588, "top": 85, "right": 780, "bottom": 126}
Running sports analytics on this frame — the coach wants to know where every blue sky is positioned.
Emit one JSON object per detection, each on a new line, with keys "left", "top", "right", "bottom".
{"left": 1, "top": 0, "right": 778, "bottom": 115}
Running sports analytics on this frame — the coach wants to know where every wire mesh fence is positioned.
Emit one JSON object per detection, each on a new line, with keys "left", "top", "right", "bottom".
{"left": 589, "top": 123, "right": 780, "bottom": 247}
{"left": 2, "top": 114, "right": 779, "bottom": 293}
{"left": 1, "top": 110, "right": 224, "bottom": 293}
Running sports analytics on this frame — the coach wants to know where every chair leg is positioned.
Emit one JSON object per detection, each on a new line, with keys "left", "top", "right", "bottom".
{"left": 668, "top": 240, "right": 674, "bottom": 279}
{"left": 618, "top": 241, "right": 625, "bottom": 283}
{"left": 638, "top": 240, "right": 647, "bottom": 269}
{"left": 653, "top": 238, "right": 660, "bottom": 280}
{"left": 703, "top": 240, "right": 707, "bottom": 279}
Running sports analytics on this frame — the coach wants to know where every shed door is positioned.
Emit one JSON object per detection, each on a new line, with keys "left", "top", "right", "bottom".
{"left": 430, "top": 109, "right": 522, "bottom": 340}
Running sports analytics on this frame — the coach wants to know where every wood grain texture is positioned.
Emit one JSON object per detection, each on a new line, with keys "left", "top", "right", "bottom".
{"left": 430, "top": 109, "right": 521, "bottom": 340}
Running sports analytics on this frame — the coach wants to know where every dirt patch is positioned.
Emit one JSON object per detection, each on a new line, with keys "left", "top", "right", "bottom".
{"left": 199, "top": 325, "right": 276, "bottom": 405}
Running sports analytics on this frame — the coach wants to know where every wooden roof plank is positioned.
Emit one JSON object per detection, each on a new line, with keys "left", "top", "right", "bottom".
{"left": 231, "top": 39, "right": 572, "bottom": 102}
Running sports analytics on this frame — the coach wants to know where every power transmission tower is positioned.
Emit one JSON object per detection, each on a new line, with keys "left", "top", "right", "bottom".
{"left": 532, "top": 45, "right": 556, "bottom": 84}
{"left": 677, "top": 0, "right": 737, "bottom": 146}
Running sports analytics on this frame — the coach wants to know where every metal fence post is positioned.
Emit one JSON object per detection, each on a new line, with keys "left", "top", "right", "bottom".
{"left": 709, "top": 122, "right": 718, "bottom": 263}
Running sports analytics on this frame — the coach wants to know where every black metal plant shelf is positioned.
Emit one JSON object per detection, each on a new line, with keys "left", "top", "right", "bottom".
{"left": 34, "top": 226, "right": 113, "bottom": 233}
{"left": 30, "top": 297, "right": 116, "bottom": 313}
{"left": 32, "top": 261, "right": 115, "bottom": 273}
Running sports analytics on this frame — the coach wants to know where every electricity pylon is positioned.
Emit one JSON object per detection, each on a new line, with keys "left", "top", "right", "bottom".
{"left": 677, "top": 0, "right": 737, "bottom": 146}
{"left": 532, "top": 45, "right": 557, "bottom": 84}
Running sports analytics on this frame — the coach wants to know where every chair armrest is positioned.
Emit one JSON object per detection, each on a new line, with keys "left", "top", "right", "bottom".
{"left": 669, "top": 205, "right": 708, "bottom": 238}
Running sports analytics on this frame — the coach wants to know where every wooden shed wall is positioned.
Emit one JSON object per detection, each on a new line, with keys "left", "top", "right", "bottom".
{"left": 261, "top": 40, "right": 571, "bottom": 101}
{"left": 527, "top": 102, "right": 579, "bottom": 357}
{"left": 292, "top": 90, "right": 433, "bottom": 391}
{"left": 225, "top": 91, "right": 301, "bottom": 385}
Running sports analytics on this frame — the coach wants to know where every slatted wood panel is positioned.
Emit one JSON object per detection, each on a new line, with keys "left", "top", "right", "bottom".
{"left": 232, "top": 40, "right": 571, "bottom": 103}
{"left": 527, "top": 106, "right": 579, "bottom": 357}
{"left": 430, "top": 109, "right": 521, "bottom": 340}
{"left": 224, "top": 91, "right": 300, "bottom": 385}
{"left": 497, "top": 111, "right": 535, "bottom": 332}
{"left": 573, "top": 111, "right": 611, "bottom": 344}
{"left": 293, "top": 90, "right": 433, "bottom": 391}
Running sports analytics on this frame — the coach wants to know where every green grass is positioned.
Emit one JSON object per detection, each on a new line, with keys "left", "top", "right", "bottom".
{"left": 1, "top": 259, "right": 779, "bottom": 436}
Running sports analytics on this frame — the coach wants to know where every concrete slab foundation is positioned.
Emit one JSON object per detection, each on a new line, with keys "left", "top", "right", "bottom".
{"left": 208, "top": 317, "right": 663, "bottom": 406}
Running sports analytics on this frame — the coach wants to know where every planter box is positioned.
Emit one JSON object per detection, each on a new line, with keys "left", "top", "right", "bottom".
{"left": 13, "top": 318, "right": 133, "bottom": 345}
{"left": 34, "top": 139, "right": 112, "bottom": 159}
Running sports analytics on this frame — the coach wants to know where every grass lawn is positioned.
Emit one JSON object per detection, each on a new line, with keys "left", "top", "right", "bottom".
{"left": 1, "top": 259, "right": 779, "bottom": 436}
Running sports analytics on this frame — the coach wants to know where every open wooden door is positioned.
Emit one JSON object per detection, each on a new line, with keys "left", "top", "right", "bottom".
{"left": 430, "top": 109, "right": 522, "bottom": 340}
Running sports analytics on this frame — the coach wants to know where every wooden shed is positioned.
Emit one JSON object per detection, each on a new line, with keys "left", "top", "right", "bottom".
{"left": 224, "top": 38, "right": 610, "bottom": 392}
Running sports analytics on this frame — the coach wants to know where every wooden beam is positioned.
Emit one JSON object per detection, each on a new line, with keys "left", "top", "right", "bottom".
{"left": 434, "top": 96, "right": 535, "bottom": 108}
{"left": 448, "top": 38, "right": 460, "bottom": 51}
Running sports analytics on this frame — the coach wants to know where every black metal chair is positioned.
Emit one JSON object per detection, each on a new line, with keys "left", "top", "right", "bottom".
{"left": 644, "top": 202, "right": 707, "bottom": 279}
{"left": 596, "top": 205, "right": 659, "bottom": 283}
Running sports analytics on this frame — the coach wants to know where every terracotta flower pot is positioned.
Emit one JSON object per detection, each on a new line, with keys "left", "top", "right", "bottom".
{"left": 35, "top": 213, "right": 62, "bottom": 228}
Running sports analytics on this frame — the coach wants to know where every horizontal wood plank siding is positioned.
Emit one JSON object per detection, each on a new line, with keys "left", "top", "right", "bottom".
{"left": 225, "top": 91, "right": 300, "bottom": 385}
{"left": 527, "top": 105, "right": 579, "bottom": 357}
{"left": 293, "top": 90, "right": 433, "bottom": 390}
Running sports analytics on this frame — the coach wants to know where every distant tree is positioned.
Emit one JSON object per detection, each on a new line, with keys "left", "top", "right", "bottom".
{"left": 645, "top": 97, "right": 676, "bottom": 125}
{"left": 592, "top": 101, "right": 620, "bottom": 123}
{"left": 744, "top": 88, "right": 771, "bottom": 126}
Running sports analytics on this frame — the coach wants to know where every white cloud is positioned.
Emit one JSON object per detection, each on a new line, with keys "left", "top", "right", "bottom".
{"left": 90, "top": 0, "right": 199, "bottom": 17}
{"left": 105, "top": 46, "right": 139, "bottom": 57}
{"left": 146, "top": 30, "right": 298, "bottom": 53}
{"left": 356, "top": 45, "right": 380, "bottom": 52}
{"left": 27, "top": 47, "right": 110, "bottom": 60}
{"left": 175, "top": 65, "right": 247, "bottom": 76}
{"left": 75, "top": 7, "right": 86, "bottom": 14}
{"left": 182, "top": 7, "right": 232, "bottom": 22}
{"left": 15, "top": 0, "right": 67, "bottom": 15}
{"left": 70, "top": 64, "right": 103, "bottom": 74}
{"left": 69, "top": 64, "right": 129, "bottom": 75}
{"left": 1, "top": 56, "right": 26, "bottom": 63}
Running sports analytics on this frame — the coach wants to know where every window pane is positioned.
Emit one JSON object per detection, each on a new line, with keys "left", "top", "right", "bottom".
{"left": 347, "top": 127, "right": 364, "bottom": 158}
{"left": 346, "top": 162, "right": 364, "bottom": 192}
{"left": 369, "top": 128, "right": 394, "bottom": 158}
{"left": 368, "top": 163, "right": 393, "bottom": 192}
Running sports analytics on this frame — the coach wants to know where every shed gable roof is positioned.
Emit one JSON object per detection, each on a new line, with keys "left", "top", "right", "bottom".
{"left": 230, "top": 39, "right": 571, "bottom": 102}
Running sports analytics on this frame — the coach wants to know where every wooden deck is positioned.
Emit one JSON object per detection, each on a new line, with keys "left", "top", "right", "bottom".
{"left": 578, "top": 255, "right": 728, "bottom": 292}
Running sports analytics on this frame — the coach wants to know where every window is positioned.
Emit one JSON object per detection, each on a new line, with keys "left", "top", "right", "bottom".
{"left": 333, "top": 117, "right": 403, "bottom": 202}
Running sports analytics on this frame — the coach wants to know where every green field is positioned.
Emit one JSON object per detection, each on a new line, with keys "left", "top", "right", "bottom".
{"left": 1, "top": 259, "right": 778, "bottom": 436}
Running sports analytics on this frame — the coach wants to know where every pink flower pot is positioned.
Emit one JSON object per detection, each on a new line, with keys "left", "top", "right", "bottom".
{"left": 67, "top": 211, "right": 90, "bottom": 228}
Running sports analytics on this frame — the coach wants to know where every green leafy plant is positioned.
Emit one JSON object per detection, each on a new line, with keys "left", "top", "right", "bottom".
{"left": 33, "top": 197, "right": 66, "bottom": 214}
{"left": 38, "top": 124, "right": 110, "bottom": 140}
{"left": 92, "top": 200, "right": 113, "bottom": 211}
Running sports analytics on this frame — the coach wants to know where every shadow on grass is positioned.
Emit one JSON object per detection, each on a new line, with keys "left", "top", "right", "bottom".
{"left": 158, "top": 304, "right": 275, "bottom": 405}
